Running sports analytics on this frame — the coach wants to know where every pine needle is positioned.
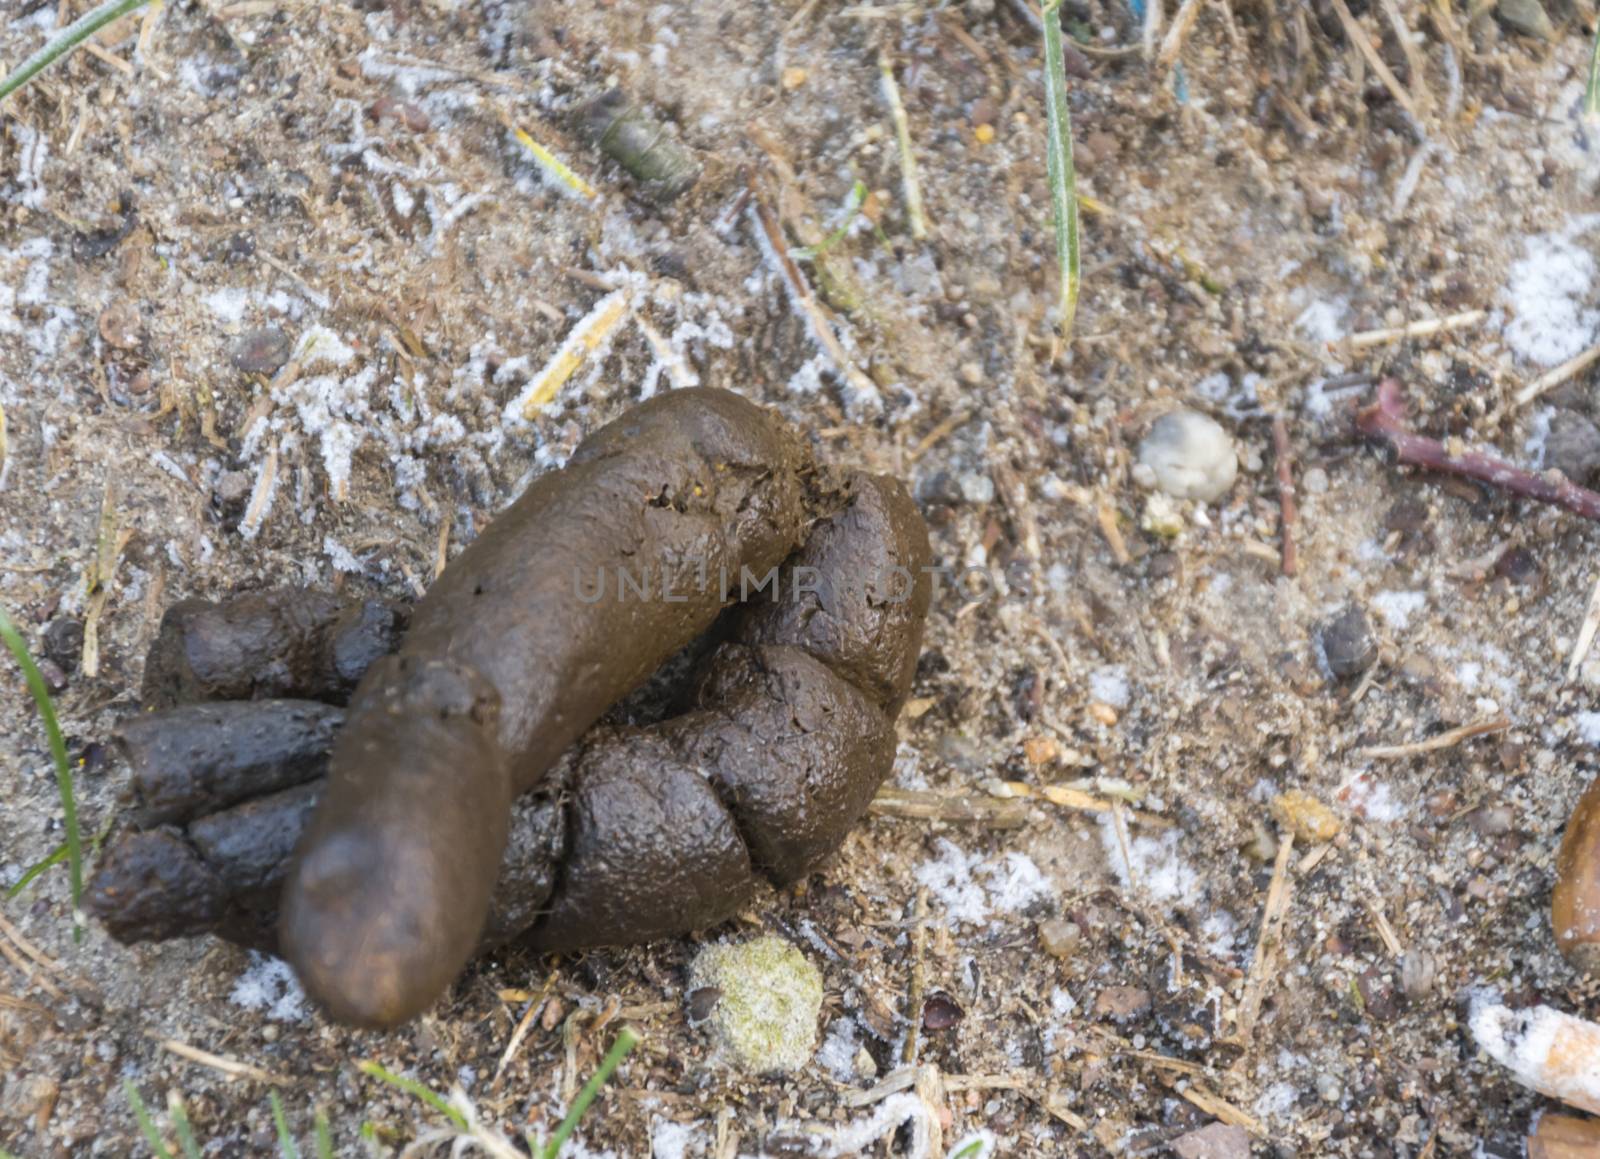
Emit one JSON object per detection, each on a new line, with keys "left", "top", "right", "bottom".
{"left": 312, "top": 1110, "right": 334, "bottom": 1159}
{"left": 0, "top": 0, "right": 156, "bottom": 105}
{"left": 878, "top": 49, "right": 928, "bottom": 240}
{"left": 358, "top": 1061, "right": 470, "bottom": 1131}
{"left": 503, "top": 116, "right": 599, "bottom": 200}
{"left": 1040, "top": 0, "right": 1082, "bottom": 341}
{"left": 270, "top": 1092, "right": 299, "bottom": 1159}
{"left": 0, "top": 607, "right": 82, "bottom": 939}
{"left": 540, "top": 1026, "right": 640, "bottom": 1159}
{"left": 123, "top": 1082, "right": 174, "bottom": 1159}
{"left": 1587, "top": 25, "right": 1600, "bottom": 123}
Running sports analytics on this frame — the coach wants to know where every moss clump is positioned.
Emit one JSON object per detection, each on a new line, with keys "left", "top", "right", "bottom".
{"left": 689, "top": 935, "right": 823, "bottom": 1074}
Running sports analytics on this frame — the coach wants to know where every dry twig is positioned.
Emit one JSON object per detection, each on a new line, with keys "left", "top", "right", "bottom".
{"left": 1516, "top": 342, "right": 1600, "bottom": 408}
{"left": 152, "top": 1034, "right": 290, "bottom": 1085}
{"left": 907, "top": 408, "right": 971, "bottom": 463}
{"left": 1357, "top": 379, "right": 1600, "bottom": 524}
{"left": 1345, "top": 309, "right": 1483, "bottom": 349}
{"left": 1235, "top": 830, "right": 1295, "bottom": 1040}
{"left": 1327, "top": 0, "right": 1422, "bottom": 132}
{"left": 1356, "top": 715, "right": 1510, "bottom": 760}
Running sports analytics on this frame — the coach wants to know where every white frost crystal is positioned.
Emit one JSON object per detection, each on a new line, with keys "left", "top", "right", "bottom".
{"left": 1137, "top": 410, "right": 1239, "bottom": 502}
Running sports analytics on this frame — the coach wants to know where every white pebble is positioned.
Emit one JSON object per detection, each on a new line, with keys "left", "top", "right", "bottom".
{"left": 1137, "top": 410, "right": 1239, "bottom": 502}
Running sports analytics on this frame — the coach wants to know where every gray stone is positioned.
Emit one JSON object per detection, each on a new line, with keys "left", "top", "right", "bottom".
{"left": 1544, "top": 410, "right": 1600, "bottom": 485}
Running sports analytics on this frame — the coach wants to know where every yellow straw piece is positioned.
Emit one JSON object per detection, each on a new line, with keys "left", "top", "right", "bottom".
{"left": 514, "top": 288, "right": 633, "bottom": 419}
{"left": 509, "top": 121, "right": 598, "bottom": 201}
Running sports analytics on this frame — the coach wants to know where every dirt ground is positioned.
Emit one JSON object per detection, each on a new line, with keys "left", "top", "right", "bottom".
{"left": 5, "top": 0, "right": 1600, "bottom": 1154}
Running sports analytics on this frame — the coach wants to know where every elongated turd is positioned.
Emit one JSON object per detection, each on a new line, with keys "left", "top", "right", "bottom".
{"left": 279, "top": 388, "right": 815, "bottom": 1027}
{"left": 1553, "top": 774, "right": 1600, "bottom": 979}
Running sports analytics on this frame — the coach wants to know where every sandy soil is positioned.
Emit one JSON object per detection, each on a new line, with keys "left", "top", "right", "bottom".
{"left": 5, "top": 0, "right": 1600, "bottom": 1155}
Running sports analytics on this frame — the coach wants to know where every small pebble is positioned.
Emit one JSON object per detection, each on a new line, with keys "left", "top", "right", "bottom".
{"left": 1400, "top": 949, "right": 1438, "bottom": 1000}
{"left": 1242, "top": 821, "right": 1277, "bottom": 863}
{"left": 1023, "top": 736, "right": 1060, "bottom": 766}
{"left": 1038, "top": 917, "right": 1082, "bottom": 959}
{"left": 230, "top": 326, "right": 293, "bottom": 376}
{"left": 37, "top": 657, "right": 68, "bottom": 693}
{"left": 215, "top": 470, "right": 253, "bottom": 505}
{"left": 1271, "top": 790, "right": 1341, "bottom": 843}
{"left": 853, "top": 1045, "right": 877, "bottom": 1080}
{"left": 1385, "top": 497, "right": 1430, "bottom": 534}
{"left": 1495, "top": 0, "right": 1554, "bottom": 38}
{"left": 1544, "top": 410, "right": 1600, "bottom": 485}
{"left": 98, "top": 300, "right": 142, "bottom": 351}
{"left": 688, "top": 936, "right": 822, "bottom": 1074}
{"left": 1140, "top": 493, "right": 1185, "bottom": 538}
{"left": 686, "top": 986, "right": 722, "bottom": 1025}
{"left": 1317, "top": 604, "right": 1377, "bottom": 679}
{"left": 1467, "top": 804, "right": 1514, "bottom": 837}
{"left": 957, "top": 473, "right": 996, "bottom": 505}
{"left": 1092, "top": 985, "right": 1151, "bottom": 1023}
{"left": 41, "top": 618, "right": 84, "bottom": 671}
{"left": 1172, "top": 1122, "right": 1251, "bottom": 1159}
{"left": 370, "top": 95, "right": 431, "bottom": 134}
{"left": 1302, "top": 466, "right": 1329, "bottom": 495}
{"left": 1316, "top": 1073, "right": 1343, "bottom": 1104}
{"left": 1137, "top": 410, "right": 1238, "bottom": 502}
{"left": 922, "top": 992, "right": 965, "bottom": 1031}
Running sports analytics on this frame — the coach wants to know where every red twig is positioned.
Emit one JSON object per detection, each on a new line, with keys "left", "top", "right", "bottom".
{"left": 1271, "top": 414, "right": 1298, "bottom": 577}
{"left": 1356, "top": 378, "right": 1600, "bottom": 523}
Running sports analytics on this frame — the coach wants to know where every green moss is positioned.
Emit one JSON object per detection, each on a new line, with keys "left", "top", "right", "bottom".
{"left": 690, "top": 935, "right": 823, "bottom": 1074}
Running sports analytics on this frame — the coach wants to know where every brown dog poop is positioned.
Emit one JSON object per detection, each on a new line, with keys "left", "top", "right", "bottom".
{"left": 86, "top": 390, "right": 930, "bottom": 1027}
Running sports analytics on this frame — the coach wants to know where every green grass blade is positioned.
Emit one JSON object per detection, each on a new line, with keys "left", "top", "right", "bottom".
{"left": 0, "top": 606, "right": 83, "bottom": 938}
{"left": 357, "top": 1061, "right": 469, "bottom": 1131}
{"left": 124, "top": 1081, "right": 176, "bottom": 1159}
{"left": 313, "top": 1109, "right": 335, "bottom": 1159}
{"left": 7, "top": 842, "right": 68, "bottom": 900}
{"left": 541, "top": 1026, "right": 640, "bottom": 1159}
{"left": 270, "top": 1092, "right": 300, "bottom": 1159}
{"left": 167, "top": 1093, "right": 202, "bottom": 1159}
{"left": 792, "top": 181, "right": 869, "bottom": 261}
{"left": 0, "top": 0, "right": 155, "bottom": 104}
{"left": 1587, "top": 24, "right": 1600, "bottom": 123}
{"left": 1040, "top": 0, "right": 1082, "bottom": 342}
